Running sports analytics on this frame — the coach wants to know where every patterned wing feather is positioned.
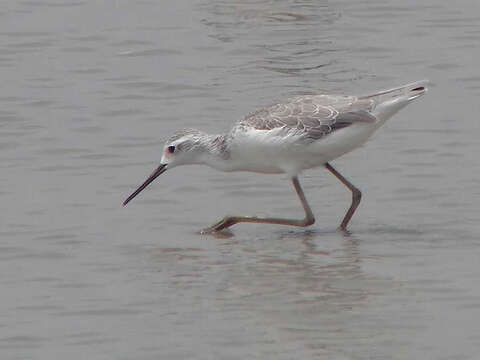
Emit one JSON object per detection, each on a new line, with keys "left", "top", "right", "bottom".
{"left": 238, "top": 95, "right": 376, "bottom": 140}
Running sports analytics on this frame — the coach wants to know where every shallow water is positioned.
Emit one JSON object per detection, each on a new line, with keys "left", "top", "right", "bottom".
{"left": 1, "top": 0, "right": 480, "bottom": 359}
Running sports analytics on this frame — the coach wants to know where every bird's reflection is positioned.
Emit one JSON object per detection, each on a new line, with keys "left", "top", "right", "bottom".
{"left": 201, "top": 228, "right": 373, "bottom": 312}
{"left": 147, "top": 227, "right": 396, "bottom": 355}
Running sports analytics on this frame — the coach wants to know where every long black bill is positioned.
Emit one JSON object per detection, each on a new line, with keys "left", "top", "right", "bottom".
{"left": 123, "top": 164, "right": 167, "bottom": 206}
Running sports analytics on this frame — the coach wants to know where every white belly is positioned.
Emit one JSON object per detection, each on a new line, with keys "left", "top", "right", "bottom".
{"left": 227, "top": 123, "right": 377, "bottom": 175}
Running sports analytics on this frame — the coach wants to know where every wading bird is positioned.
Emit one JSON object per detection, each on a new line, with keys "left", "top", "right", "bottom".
{"left": 123, "top": 81, "right": 428, "bottom": 233}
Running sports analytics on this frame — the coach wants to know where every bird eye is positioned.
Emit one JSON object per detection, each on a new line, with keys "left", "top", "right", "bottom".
{"left": 167, "top": 145, "right": 175, "bottom": 154}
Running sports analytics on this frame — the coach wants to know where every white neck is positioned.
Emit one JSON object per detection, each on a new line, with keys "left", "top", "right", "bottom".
{"left": 195, "top": 133, "right": 233, "bottom": 171}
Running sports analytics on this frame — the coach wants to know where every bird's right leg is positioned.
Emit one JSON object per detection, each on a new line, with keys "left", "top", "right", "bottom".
{"left": 201, "top": 176, "right": 315, "bottom": 233}
{"left": 324, "top": 162, "right": 362, "bottom": 230}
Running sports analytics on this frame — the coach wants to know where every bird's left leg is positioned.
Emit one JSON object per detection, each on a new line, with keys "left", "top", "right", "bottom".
{"left": 201, "top": 176, "right": 315, "bottom": 233}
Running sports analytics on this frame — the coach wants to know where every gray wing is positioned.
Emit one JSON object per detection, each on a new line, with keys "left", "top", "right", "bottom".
{"left": 238, "top": 94, "right": 376, "bottom": 140}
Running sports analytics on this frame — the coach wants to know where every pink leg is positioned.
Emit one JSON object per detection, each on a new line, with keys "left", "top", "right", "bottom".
{"left": 202, "top": 176, "right": 315, "bottom": 233}
{"left": 325, "top": 162, "right": 362, "bottom": 230}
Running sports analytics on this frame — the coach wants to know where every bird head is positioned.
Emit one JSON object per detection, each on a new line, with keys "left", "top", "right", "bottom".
{"left": 122, "top": 129, "right": 205, "bottom": 206}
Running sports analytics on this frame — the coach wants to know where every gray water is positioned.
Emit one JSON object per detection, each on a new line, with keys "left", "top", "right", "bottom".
{"left": 1, "top": 0, "right": 480, "bottom": 359}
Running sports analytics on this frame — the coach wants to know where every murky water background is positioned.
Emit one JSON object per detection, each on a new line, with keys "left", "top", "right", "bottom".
{"left": 1, "top": 0, "right": 480, "bottom": 359}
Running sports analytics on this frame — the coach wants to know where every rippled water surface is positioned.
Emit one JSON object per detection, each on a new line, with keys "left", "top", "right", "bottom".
{"left": 1, "top": 0, "right": 480, "bottom": 359}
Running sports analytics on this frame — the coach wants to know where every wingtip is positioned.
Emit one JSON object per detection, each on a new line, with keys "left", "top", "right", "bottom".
{"left": 410, "top": 79, "right": 429, "bottom": 91}
{"left": 408, "top": 80, "right": 429, "bottom": 98}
